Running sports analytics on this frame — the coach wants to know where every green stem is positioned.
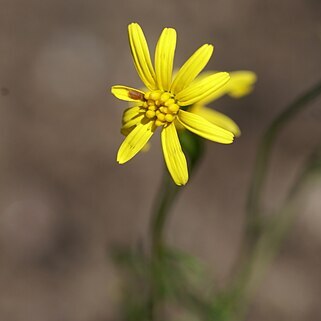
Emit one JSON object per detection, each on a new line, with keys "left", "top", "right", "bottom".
{"left": 226, "top": 79, "right": 321, "bottom": 320}
{"left": 151, "top": 171, "right": 181, "bottom": 257}
{"left": 246, "top": 79, "right": 321, "bottom": 244}
{"left": 233, "top": 139, "right": 321, "bottom": 321}
{"left": 230, "top": 166, "right": 311, "bottom": 321}
{"left": 147, "top": 132, "right": 203, "bottom": 321}
{"left": 148, "top": 171, "right": 181, "bottom": 321}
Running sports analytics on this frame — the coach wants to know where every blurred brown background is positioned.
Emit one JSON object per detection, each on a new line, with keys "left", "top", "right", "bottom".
{"left": 0, "top": 0, "right": 321, "bottom": 320}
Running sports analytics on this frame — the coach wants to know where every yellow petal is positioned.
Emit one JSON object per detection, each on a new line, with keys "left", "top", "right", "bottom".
{"left": 197, "top": 70, "right": 257, "bottom": 104}
{"left": 121, "top": 106, "right": 145, "bottom": 137}
{"left": 178, "top": 109, "right": 234, "bottom": 144}
{"left": 190, "top": 105, "right": 241, "bottom": 137}
{"left": 227, "top": 71, "right": 257, "bottom": 98}
{"left": 120, "top": 106, "right": 146, "bottom": 136}
{"left": 161, "top": 123, "right": 188, "bottom": 185}
{"left": 189, "top": 71, "right": 228, "bottom": 104}
{"left": 121, "top": 114, "right": 145, "bottom": 130}
{"left": 117, "top": 121, "right": 155, "bottom": 164}
{"left": 174, "top": 118, "right": 184, "bottom": 131}
{"left": 122, "top": 106, "right": 145, "bottom": 124}
{"left": 111, "top": 85, "right": 145, "bottom": 102}
{"left": 170, "top": 44, "right": 213, "bottom": 94}
{"left": 128, "top": 23, "right": 156, "bottom": 90}
{"left": 176, "top": 72, "right": 230, "bottom": 106}
{"left": 155, "top": 28, "right": 177, "bottom": 91}
{"left": 121, "top": 127, "right": 133, "bottom": 136}
{"left": 120, "top": 124, "right": 151, "bottom": 153}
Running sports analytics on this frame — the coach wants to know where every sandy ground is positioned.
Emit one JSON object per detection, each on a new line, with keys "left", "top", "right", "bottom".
{"left": 0, "top": 0, "right": 321, "bottom": 320}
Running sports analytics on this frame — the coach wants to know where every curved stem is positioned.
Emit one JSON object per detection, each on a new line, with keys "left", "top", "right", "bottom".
{"left": 226, "top": 80, "right": 321, "bottom": 320}
{"left": 231, "top": 140, "right": 321, "bottom": 321}
{"left": 230, "top": 165, "right": 311, "bottom": 321}
{"left": 246, "top": 79, "right": 321, "bottom": 244}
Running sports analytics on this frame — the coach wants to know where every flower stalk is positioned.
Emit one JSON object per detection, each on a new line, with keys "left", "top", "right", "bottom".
{"left": 246, "top": 79, "right": 321, "bottom": 245}
{"left": 228, "top": 79, "right": 321, "bottom": 321}
{"left": 148, "top": 171, "right": 181, "bottom": 321}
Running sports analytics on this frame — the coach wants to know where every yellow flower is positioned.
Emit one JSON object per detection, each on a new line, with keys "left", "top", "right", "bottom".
{"left": 111, "top": 23, "right": 235, "bottom": 186}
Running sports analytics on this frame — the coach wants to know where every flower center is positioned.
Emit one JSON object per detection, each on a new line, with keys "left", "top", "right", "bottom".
{"left": 142, "top": 90, "right": 180, "bottom": 127}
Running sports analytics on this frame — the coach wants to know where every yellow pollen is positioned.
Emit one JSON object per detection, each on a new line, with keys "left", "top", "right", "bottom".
{"left": 143, "top": 90, "right": 180, "bottom": 127}
{"left": 146, "top": 110, "right": 156, "bottom": 119}
{"left": 168, "top": 104, "right": 179, "bottom": 113}
{"left": 160, "top": 92, "right": 172, "bottom": 102}
{"left": 155, "top": 119, "right": 165, "bottom": 127}
{"left": 159, "top": 106, "right": 168, "bottom": 113}
{"left": 165, "top": 98, "right": 175, "bottom": 106}
{"left": 157, "top": 113, "right": 165, "bottom": 121}
{"left": 165, "top": 114, "right": 174, "bottom": 122}
{"left": 150, "top": 91, "right": 161, "bottom": 101}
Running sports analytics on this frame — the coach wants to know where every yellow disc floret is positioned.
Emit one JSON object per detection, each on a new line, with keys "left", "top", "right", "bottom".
{"left": 142, "top": 90, "right": 180, "bottom": 127}
{"left": 146, "top": 110, "right": 156, "bottom": 119}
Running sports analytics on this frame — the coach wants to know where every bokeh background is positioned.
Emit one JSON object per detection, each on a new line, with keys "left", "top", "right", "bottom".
{"left": 0, "top": 0, "right": 321, "bottom": 320}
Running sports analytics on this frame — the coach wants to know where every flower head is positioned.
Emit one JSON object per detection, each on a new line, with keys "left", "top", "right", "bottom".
{"left": 111, "top": 23, "right": 236, "bottom": 186}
